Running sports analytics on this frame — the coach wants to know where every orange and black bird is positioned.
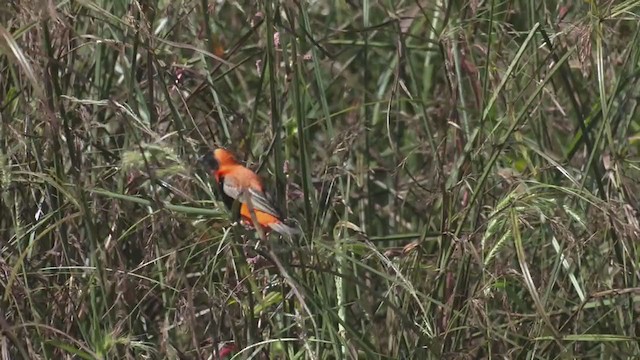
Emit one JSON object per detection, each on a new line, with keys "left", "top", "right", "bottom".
{"left": 200, "top": 148, "right": 299, "bottom": 236}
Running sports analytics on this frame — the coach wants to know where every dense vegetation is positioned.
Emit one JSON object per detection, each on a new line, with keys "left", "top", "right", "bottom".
{"left": 1, "top": 0, "right": 640, "bottom": 358}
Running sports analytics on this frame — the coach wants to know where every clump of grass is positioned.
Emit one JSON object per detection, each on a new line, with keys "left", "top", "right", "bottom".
{"left": 1, "top": 0, "right": 640, "bottom": 359}
{"left": 121, "top": 144, "right": 187, "bottom": 178}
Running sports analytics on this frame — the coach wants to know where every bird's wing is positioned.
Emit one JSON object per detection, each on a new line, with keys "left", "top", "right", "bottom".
{"left": 246, "top": 187, "right": 283, "bottom": 219}
{"left": 219, "top": 175, "right": 242, "bottom": 200}
{"left": 221, "top": 177, "right": 282, "bottom": 219}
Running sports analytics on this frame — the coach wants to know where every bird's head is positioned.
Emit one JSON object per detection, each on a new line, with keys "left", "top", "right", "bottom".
{"left": 199, "top": 148, "right": 237, "bottom": 175}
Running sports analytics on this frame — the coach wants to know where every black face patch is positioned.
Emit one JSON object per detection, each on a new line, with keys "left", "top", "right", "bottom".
{"left": 199, "top": 152, "right": 219, "bottom": 171}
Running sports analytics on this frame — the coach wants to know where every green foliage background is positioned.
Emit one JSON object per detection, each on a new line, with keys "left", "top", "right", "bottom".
{"left": 1, "top": 0, "right": 640, "bottom": 358}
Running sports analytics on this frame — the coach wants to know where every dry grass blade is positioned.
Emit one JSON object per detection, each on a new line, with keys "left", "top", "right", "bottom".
{"left": 2, "top": 0, "right": 640, "bottom": 358}
{"left": 0, "top": 25, "right": 44, "bottom": 99}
